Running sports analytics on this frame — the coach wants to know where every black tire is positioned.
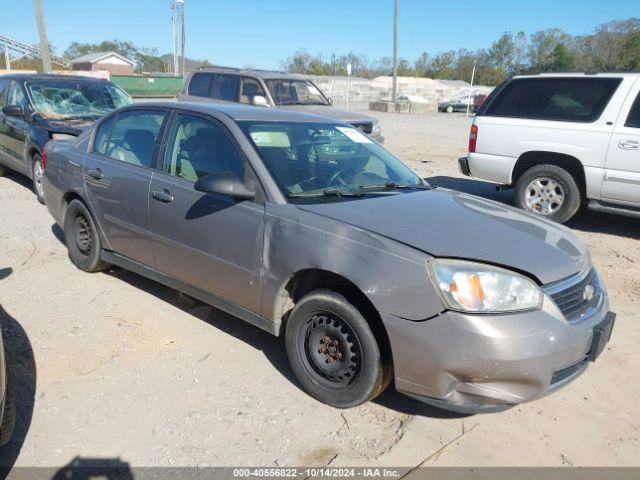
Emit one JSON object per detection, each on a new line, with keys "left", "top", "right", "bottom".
{"left": 0, "top": 374, "right": 16, "bottom": 447}
{"left": 285, "top": 289, "right": 390, "bottom": 408}
{"left": 514, "top": 164, "right": 582, "bottom": 223}
{"left": 63, "top": 199, "right": 110, "bottom": 272}
{"left": 31, "top": 153, "right": 45, "bottom": 205}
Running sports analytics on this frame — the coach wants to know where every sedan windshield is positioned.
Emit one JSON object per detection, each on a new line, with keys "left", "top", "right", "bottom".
{"left": 240, "top": 121, "right": 424, "bottom": 201}
{"left": 265, "top": 79, "right": 329, "bottom": 106}
{"left": 27, "top": 81, "right": 133, "bottom": 119}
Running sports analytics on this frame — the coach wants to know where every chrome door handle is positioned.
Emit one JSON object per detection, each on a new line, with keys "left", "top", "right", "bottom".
{"left": 151, "top": 189, "right": 174, "bottom": 203}
{"left": 87, "top": 168, "right": 104, "bottom": 180}
{"left": 618, "top": 139, "right": 640, "bottom": 150}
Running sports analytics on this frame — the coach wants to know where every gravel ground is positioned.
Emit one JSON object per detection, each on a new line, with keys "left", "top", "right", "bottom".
{"left": 0, "top": 111, "right": 638, "bottom": 470}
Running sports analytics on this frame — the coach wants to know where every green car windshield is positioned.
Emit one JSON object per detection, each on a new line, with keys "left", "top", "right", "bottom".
{"left": 27, "top": 81, "right": 133, "bottom": 119}
{"left": 240, "top": 121, "right": 424, "bottom": 201}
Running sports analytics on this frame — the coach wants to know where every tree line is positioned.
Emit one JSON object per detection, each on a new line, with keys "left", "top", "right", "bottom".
{"left": 280, "top": 18, "right": 640, "bottom": 85}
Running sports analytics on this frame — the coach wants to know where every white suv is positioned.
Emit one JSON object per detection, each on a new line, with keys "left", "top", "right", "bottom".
{"left": 459, "top": 73, "right": 640, "bottom": 223}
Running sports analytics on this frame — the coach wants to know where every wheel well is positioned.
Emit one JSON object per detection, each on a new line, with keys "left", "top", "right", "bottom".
{"left": 276, "top": 269, "right": 392, "bottom": 363}
{"left": 61, "top": 192, "right": 83, "bottom": 219}
{"left": 512, "top": 152, "right": 586, "bottom": 198}
{"left": 27, "top": 147, "right": 41, "bottom": 173}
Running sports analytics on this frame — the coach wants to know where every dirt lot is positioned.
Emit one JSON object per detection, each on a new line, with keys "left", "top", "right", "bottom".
{"left": 0, "top": 111, "right": 638, "bottom": 469}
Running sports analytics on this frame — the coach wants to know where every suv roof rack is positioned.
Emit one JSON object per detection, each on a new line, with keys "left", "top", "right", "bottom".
{"left": 198, "top": 65, "right": 288, "bottom": 74}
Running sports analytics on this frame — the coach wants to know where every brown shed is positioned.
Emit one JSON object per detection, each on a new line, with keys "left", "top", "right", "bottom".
{"left": 71, "top": 51, "right": 135, "bottom": 76}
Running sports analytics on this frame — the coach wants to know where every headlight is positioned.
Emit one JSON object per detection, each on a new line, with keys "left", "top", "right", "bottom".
{"left": 51, "top": 133, "right": 76, "bottom": 141}
{"left": 371, "top": 121, "right": 382, "bottom": 137}
{"left": 428, "top": 259, "right": 542, "bottom": 313}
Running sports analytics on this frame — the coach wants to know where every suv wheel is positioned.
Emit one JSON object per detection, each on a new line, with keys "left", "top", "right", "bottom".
{"left": 32, "top": 153, "right": 45, "bottom": 204}
{"left": 515, "top": 164, "right": 581, "bottom": 223}
{"left": 285, "top": 289, "right": 390, "bottom": 408}
{"left": 63, "top": 199, "right": 110, "bottom": 272}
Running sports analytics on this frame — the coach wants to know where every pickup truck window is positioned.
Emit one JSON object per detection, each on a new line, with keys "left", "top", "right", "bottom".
{"left": 625, "top": 94, "right": 640, "bottom": 128}
{"left": 485, "top": 77, "right": 622, "bottom": 123}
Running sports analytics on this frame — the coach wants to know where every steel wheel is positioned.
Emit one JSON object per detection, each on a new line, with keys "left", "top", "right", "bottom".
{"left": 73, "top": 214, "right": 94, "bottom": 255}
{"left": 524, "top": 177, "right": 565, "bottom": 215}
{"left": 304, "top": 312, "right": 362, "bottom": 387}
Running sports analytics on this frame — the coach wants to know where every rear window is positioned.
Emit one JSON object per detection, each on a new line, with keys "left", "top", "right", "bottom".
{"left": 187, "top": 72, "right": 240, "bottom": 102}
{"left": 625, "top": 93, "right": 640, "bottom": 128}
{"left": 484, "top": 77, "right": 622, "bottom": 123}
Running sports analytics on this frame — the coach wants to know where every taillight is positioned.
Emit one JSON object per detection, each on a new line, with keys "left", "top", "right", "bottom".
{"left": 468, "top": 124, "right": 478, "bottom": 153}
{"left": 41, "top": 149, "right": 48, "bottom": 171}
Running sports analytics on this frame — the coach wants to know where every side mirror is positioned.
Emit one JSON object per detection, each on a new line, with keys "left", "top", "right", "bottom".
{"left": 252, "top": 95, "right": 269, "bottom": 107}
{"left": 2, "top": 105, "right": 24, "bottom": 117}
{"left": 194, "top": 172, "right": 255, "bottom": 201}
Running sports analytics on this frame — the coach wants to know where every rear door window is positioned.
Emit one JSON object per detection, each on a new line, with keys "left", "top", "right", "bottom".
{"left": 625, "top": 93, "right": 640, "bottom": 128}
{"left": 485, "top": 77, "right": 622, "bottom": 122}
{"left": 98, "top": 110, "right": 166, "bottom": 167}
{"left": 187, "top": 73, "right": 240, "bottom": 102}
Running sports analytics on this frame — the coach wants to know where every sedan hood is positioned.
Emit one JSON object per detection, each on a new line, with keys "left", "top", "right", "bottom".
{"left": 279, "top": 104, "right": 376, "bottom": 124}
{"left": 297, "top": 189, "right": 589, "bottom": 285}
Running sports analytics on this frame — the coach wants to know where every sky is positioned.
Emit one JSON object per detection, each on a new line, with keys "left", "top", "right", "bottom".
{"left": 2, "top": 0, "right": 638, "bottom": 70}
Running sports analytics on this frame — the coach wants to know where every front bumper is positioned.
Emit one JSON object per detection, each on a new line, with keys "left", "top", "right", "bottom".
{"left": 381, "top": 290, "right": 614, "bottom": 414}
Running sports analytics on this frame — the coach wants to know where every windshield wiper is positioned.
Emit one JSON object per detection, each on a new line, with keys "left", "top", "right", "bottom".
{"left": 357, "top": 182, "right": 430, "bottom": 192}
{"left": 287, "top": 188, "right": 364, "bottom": 198}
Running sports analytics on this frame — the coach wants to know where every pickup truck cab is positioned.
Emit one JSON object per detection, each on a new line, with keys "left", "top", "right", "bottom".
{"left": 178, "top": 67, "right": 384, "bottom": 143}
{"left": 459, "top": 73, "right": 640, "bottom": 223}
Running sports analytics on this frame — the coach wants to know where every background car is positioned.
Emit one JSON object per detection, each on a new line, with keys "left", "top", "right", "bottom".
{"left": 0, "top": 74, "right": 132, "bottom": 203}
{"left": 178, "top": 66, "right": 384, "bottom": 142}
{"left": 438, "top": 97, "right": 471, "bottom": 113}
{"left": 459, "top": 73, "right": 640, "bottom": 223}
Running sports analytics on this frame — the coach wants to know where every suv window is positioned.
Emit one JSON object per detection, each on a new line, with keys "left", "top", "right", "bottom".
{"left": 7, "top": 81, "right": 28, "bottom": 109}
{"left": 98, "top": 110, "right": 165, "bottom": 167}
{"left": 485, "top": 77, "right": 622, "bottom": 122}
{"left": 163, "top": 114, "right": 247, "bottom": 183}
{"left": 187, "top": 73, "right": 240, "bottom": 102}
{"left": 625, "top": 93, "right": 640, "bottom": 128}
{"left": 240, "top": 77, "right": 266, "bottom": 105}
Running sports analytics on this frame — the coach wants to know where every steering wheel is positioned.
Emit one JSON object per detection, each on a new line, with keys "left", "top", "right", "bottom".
{"left": 327, "top": 169, "right": 350, "bottom": 187}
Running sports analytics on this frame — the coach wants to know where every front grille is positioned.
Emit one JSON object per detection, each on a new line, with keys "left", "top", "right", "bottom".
{"left": 545, "top": 268, "right": 602, "bottom": 323}
{"left": 350, "top": 121, "right": 373, "bottom": 134}
{"left": 550, "top": 357, "right": 589, "bottom": 386}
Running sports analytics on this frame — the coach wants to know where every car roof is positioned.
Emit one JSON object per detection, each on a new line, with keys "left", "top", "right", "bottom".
{"left": 513, "top": 72, "right": 640, "bottom": 79}
{"left": 195, "top": 66, "right": 310, "bottom": 81}
{"left": 134, "top": 100, "right": 346, "bottom": 123}
{"left": 0, "top": 73, "right": 111, "bottom": 83}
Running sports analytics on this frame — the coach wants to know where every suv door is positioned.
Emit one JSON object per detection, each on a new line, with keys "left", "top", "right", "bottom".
{"left": 602, "top": 81, "right": 640, "bottom": 206}
{"left": 149, "top": 112, "right": 264, "bottom": 313}
{"left": 0, "top": 80, "right": 30, "bottom": 175}
{"left": 84, "top": 109, "right": 167, "bottom": 267}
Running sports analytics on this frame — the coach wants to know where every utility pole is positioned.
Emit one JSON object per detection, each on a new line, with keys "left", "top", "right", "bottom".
{"left": 32, "top": 0, "right": 52, "bottom": 73}
{"left": 391, "top": 0, "right": 398, "bottom": 103}
{"left": 180, "top": 0, "right": 185, "bottom": 78}
{"left": 4, "top": 44, "right": 10, "bottom": 70}
{"left": 172, "top": 1, "right": 179, "bottom": 75}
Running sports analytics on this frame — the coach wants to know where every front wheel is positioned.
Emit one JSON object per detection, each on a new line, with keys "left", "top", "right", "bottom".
{"left": 446, "top": 105, "right": 454, "bottom": 113}
{"left": 285, "top": 289, "right": 390, "bottom": 408}
{"left": 514, "top": 164, "right": 582, "bottom": 223}
{"left": 32, "top": 154, "right": 45, "bottom": 205}
{"left": 63, "top": 199, "right": 110, "bottom": 272}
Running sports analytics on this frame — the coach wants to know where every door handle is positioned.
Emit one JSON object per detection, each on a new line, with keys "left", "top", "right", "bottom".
{"left": 87, "top": 168, "right": 104, "bottom": 180}
{"left": 618, "top": 139, "right": 640, "bottom": 150}
{"left": 151, "top": 189, "right": 174, "bottom": 203}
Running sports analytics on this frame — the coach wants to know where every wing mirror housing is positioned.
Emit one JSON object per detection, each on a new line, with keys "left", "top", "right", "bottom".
{"left": 2, "top": 105, "right": 24, "bottom": 117}
{"left": 194, "top": 172, "right": 255, "bottom": 201}
{"left": 252, "top": 95, "right": 269, "bottom": 107}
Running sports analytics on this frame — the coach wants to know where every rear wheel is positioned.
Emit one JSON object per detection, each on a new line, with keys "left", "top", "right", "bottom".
{"left": 514, "top": 164, "right": 582, "bottom": 223}
{"left": 32, "top": 153, "right": 45, "bottom": 204}
{"left": 285, "top": 289, "right": 390, "bottom": 408}
{"left": 63, "top": 199, "right": 110, "bottom": 272}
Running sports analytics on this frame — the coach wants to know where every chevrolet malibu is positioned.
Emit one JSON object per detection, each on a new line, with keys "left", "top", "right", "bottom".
{"left": 41, "top": 102, "right": 615, "bottom": 412}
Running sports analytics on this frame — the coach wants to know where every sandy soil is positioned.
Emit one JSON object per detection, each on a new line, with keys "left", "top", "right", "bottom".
{"left": 0, "top": 111, "right": 638, "bottom": 469}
